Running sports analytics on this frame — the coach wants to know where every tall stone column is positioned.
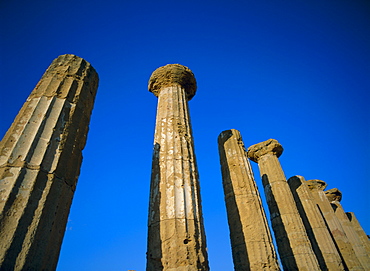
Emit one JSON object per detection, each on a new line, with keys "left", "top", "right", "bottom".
{"left": 0, "top": 54, "right": 98, "bottom": 270}
{"left": 146, "top": 64, "right": 209, "bottom": 271}
{"left": 218, "top": 129, "right": 280, "bottom": 270}
{"left": 247, "top": 139, "right": 320, "bottom": 271}
{"left": 306, "top": 180, "right": 363, "bottom": 270}
{"left": 288, "top": 176, "right": 345, "bottom": 270}
{"left": 346, "top": 212, "right": 370, "bottom": 257}
{"left": 325, "top": 189, "right": 370, "bottom": 269}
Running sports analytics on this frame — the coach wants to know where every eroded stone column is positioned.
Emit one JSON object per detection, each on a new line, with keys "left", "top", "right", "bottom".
{"left": 325, "top": 189, "right": 370, "bottom": 269}
{"left": 288, "top": 176, "right": 344, "bottom": 270}
{"left": 346, "top": 212, "right": 370, "bottom": 258}
{"left": 218, "top": 129, "right": 280, "bottom": 270}
{"left": 0, "top": 54, "right": 98, "bottom": 270}
{"left": 306, "top": 180, "right": 363, "bottom": 270}
{"left": 146, "top": 64, "right": 209, "bottom": 271}
{"left": 247, "top": 139, "right": 320, "bottom": 271}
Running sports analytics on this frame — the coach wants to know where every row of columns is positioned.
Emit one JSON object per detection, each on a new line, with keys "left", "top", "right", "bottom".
{"left": 218, "top": 129, "right": 370, "bottom": 270}
{"left": 1, "top": 59, "right": 368, "bottom": 270}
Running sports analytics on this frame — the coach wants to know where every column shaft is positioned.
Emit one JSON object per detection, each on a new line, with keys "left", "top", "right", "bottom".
{"left": 147, "top": 65, "right": 208, "bottom": 271}
{"left": 218, "top": 129, "right": 280, "bottom": 270}
{"left": 307, "top": 182, "right": 363, "bottom": 270}
{"left": 330, "top": 201, "right": 370, "bottom": 269}
{"left": 0, "top": 54, "right": 98, "bottom": 270}
{"left": 288, "top": 176, "right": 344, "bottom": 270}
{"left": 247, "top": 140, "right": 320, "bottom": 271}
{"left": 346, "top": 212, "right": 370, "bottom": 257}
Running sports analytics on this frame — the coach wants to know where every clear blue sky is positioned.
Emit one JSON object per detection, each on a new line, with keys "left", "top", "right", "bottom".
{"left": 1, "top": 1, "right": 369, "bottom": 270}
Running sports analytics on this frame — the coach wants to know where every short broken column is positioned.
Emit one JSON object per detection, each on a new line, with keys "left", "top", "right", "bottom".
{"left": 218, "top": 129, "right": 280, "bottom": 270}
{"left": 306, "top": 180, "right": 363, "bottom": 270}
{"left": 0, "top": 54, "right": 99, "bottom": 270}
{"left": 247, "top": 139, "right": 320, "bottom": 271}
{"left": 325, "top": 188, "right": 370, "bottom": 269}
{"left": 146, "top": 64, "right": 209, "bottom": 270}
{"left": 288, "top": 176, "right": 345, "bottom": 270}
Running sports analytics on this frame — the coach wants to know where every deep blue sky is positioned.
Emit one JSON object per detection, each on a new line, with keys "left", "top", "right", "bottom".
{"left": 1, "top": 1, "right": 369, "bottom": 270}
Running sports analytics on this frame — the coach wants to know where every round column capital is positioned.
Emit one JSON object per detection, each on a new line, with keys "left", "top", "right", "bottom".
{"left": 306, "top": 179, "right": 327, "bottom": 191}
{"left": 247, "top": 139, "right": 283, "bottom": 163}
{"left": 148, "top": 64, "right": 197, "bottom": 100}
{"left": 325, "top": 188, "right": 342, "bottom": 202}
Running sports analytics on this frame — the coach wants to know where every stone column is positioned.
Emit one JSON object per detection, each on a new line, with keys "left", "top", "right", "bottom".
{"left": 218, "top": 129, "right": 280, "bottom": 270}
{"left": 346, "top": 212, "right": 370, "bottom": 257}
{"left": 247, "top": 139, "right": 320, "bottom": 271}
{"left": 146, "top": 64, "right": 209, "bottom": 271}
{"left": 325, "top": 189, "right": 370, "bottom": 269}
{"left": 288, "top": 176, "right": 345, "bottom": 270}
{"left": 0, "top": 54, "right": 99, "bottom": 270}
{"left": 306, "top": 180, "right": 363, "bottom": 270}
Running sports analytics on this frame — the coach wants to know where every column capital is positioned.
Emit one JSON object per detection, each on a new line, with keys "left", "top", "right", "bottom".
{"left": 148, "top": 64, "right": 197, "bottom": 100}
{"left": 247, "top": 139, "right": 283, "bottom": 162}
{"left": 306, "top": 179, "right": 327, "bottom": 191}
{"left": 325, "top": 188, "right": 342, "bottom": 202}
{"left": 218, "top": 129, "right": 243, "bottom": 145}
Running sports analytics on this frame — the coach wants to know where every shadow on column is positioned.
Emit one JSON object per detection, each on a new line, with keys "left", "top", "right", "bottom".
{"left": 0, "top": 169, "right": 49, "bottom": 268}
{"left": 146, "top": 143, "right": 163, "bottom": 270}
{"left": 288, "top": 179, "right": 327, "bottom": 270}
{"left": 316, "top": 204, "right": 349, "bottom": 270}
{"left": 218, "top": 132, "right": 250, "bottom": 269}
{"left": 262, "top": 174, "right": 298, "bottom": 270}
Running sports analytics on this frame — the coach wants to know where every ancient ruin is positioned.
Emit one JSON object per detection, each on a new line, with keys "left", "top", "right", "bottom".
{"left": 0, "top": 57, "right": 368, "bottom": 270}
{"left": 307, "top": 180, "right": 363, "bottom": 270}
{"left": 325, "top": 189, "right": 370, "bottom": 268}
{"left": 218, "top": 129, "right": 280, "bottom": 270}
{"left": 247, "top": 139, "right": 320, "bottom": 270}
{"left": 146, "top": 64, "right": 209, "bottom": 270}
{"left": 288, "top": 176, "right": 344, "bottom": 270}
{"left": 0, "top": 54, "right": 98, "bottom": 270}
{"left": 216, "top": 132, "right": 369, "bottom": 270}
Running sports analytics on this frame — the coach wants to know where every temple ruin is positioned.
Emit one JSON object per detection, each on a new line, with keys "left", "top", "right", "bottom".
{"left": 0, "top": 54, "right": 98, "bottom": 270}
{"left": 146, "top": 64, "right": 209, "bottom": 270}
{"left": 0, "top": 57, "right": 369, "bottom": 270}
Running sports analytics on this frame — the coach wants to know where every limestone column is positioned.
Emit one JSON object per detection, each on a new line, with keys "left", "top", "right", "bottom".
{"left": 0, "top": 54, "right": 99, "bottom": 270}
{"left": 146, "top": 64, "right": 209, "bottom": 271}
{"left": 346, "top": 212, "right": 370, "bottom": 257}
{"left": 325, "top": 188, "right": 370, "bottom": 269}
{"left": 247, "top": 139, "right": 320, "bottom": 271}
{"left": 218, "top": 129, "right": 280, "bottom": 270}
{"left": 306, "top": 180, "right": 363, "bottom": 270}
{"left": 288, "top": 175, "right": 344, "bottom": 270}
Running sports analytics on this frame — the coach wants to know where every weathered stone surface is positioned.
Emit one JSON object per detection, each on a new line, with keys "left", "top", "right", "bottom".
{"left": 346, "top": 212, "right": 370, "bottom": 258}
{"left": 218, "top": 129, "right": 280, "bottom": 270}
{"left": 0, "top": 54, "right": 98, "bottom": 270}
{"left": 326, "top": 191, "right": 370, "bottom": 269}
{"left": 325, "top": 188, "right": 342, "bottom": 202}
{"left": 148, "top": 64, "right": 196, "bottom": 100}
{"left": 247, "top": 139, "right": 320, "bottom": 271}
{"left": 307, "top": 180, "right": 364, "bottom": 270}
{"left": 146, "top": 65, "right": 209, "bottom": 270}
{"left": 306, "top": 179, "right": 327, "bottom": 191}
{"left": 247, "top": 139, "right": 283, "bottom": 163}
{"left": 288, "top": 176, "right": 345, "bottom": 270}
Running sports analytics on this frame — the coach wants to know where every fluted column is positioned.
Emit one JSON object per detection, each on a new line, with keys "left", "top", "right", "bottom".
{"left": 306, "top": 180, "right": 363, "bottom": 270}
{"left": 288, "top": 176, "right": 345, "bottom": 270}
{"left": 146, "top": 64, "right": 209, "bottom": 271}
{"left": 218, "top": 129, "right": 280, "bottom": 270}
{"left": 325, "top": 189, "right": 370, "bottom": 269}
{"left": 0, "top": 54, "right": 99, "bottom": 270}
{"left": 346, "top": 212, "right": 370, "bottom": 257}
{"left": 247, "top": 139, "right": 320, "bottom": 271}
